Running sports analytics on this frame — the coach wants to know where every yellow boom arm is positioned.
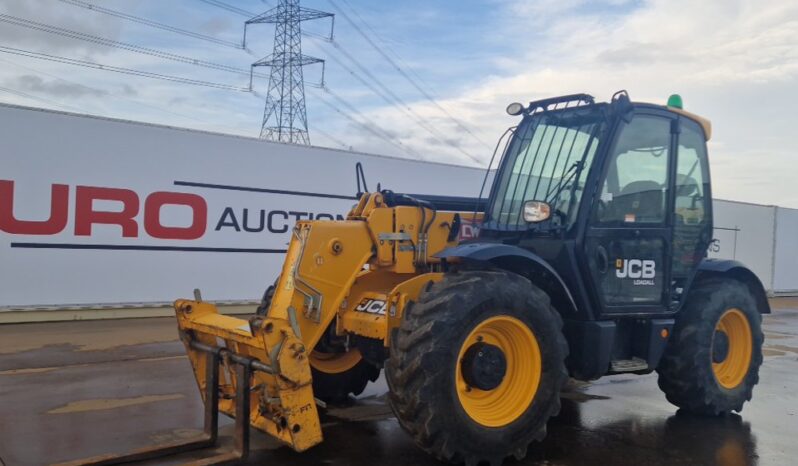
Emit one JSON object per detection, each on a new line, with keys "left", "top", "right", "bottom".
{"left": 174, "top": 192, "right": 479, "bottom": 451}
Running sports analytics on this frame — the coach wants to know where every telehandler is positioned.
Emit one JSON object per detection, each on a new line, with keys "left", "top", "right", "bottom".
{"left": 64, "top": 92, "right": 768, "bottom": 466}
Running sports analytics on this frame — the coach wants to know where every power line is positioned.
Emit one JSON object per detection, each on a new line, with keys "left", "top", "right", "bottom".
{"left": 329, "top": 0, "right": 491, "bottom": 152}
{"left": 0, "top": 7, "right": 435, "bottom": 157}
{"left": 310, "top": 89, "right": 423, "bottom": 160}
{"left": 0, "top": 14, "right": 269, "bottom": 79}
{"left": 337, "top": 0, "right": 441, "bottom": 97}
{"left": 197, "top": 0, "right": 255, "bottom": 17}
{"left": 0, "top": 56, "right": 247, "bottom": 131}
{"left": 199, "top": 0, "right": 333, "bottom": 44}
{"left": 311, "top": 125, "right": 349, "bottom": 149}
{"left": 304, "top": 33, "right": 478, "bottom": 163}
{"left": 325, "top": 38, "right": 481, "bottom": 164}
{"left": 57, "top": 0, "right": 244, "bottom": 49}
{"left": 319, "top": 86, "right": 424, "bottom": 159}
{"left": 196, "top": 0, "right": 474, "bottom": 159}
{"left": 0, "top": 44, "right": 400, "bottom": 155}
{"left": 0, "top": 84, "right": 88, "bottom": 114}
{"left": 0, "top": 45, "right": 250, "bottom": 91}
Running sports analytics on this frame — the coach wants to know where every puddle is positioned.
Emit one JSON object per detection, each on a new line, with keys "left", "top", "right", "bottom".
{"left": 47, "top": 393, "right": 185, "bottom": 414}
{"left": 561, "top": 391, "right": 611, "bottom": 402}
{"left": 324, "top": 395, "right": 394, "bottom": 422}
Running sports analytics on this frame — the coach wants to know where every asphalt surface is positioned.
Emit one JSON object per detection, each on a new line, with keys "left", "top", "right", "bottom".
{"left": 1, "top": 299, "right": 797, "bottom": 466}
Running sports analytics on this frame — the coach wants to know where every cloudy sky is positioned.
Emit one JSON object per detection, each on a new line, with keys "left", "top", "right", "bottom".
{"left": 0, "top": 0, "right": 796, "bottom": 207}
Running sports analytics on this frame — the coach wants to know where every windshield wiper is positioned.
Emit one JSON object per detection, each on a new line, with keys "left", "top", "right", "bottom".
{"left": 546, "top": 160, "right": 583, "bottom": 204}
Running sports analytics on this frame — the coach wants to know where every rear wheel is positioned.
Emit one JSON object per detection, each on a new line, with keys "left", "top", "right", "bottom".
{"left": 386, "top": 271, "right": 568, "bottom": 465}
{"left": 657, "top": 278, "right": 763, "bottom": 415}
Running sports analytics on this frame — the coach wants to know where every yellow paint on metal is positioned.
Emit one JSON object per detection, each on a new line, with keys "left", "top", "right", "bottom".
{"left": 309, "top": 349, "right": 363, "bottom": 374}
{"left": 455, "top": 315, "right": 541, "bottom": 427}
{"left": 287, "top": 221, "right": 375, "bottom": 352}
{"left": 339, "top": 290, "right": 389, "bottom": 340}
{"left": 173, "top": 191, "right": 482, "bottom": 453}
{"left": 338, "top": 271, "right": 402, "bottom": 331}
{"left": 712, "top": 308, "right": 753, "bottom": 389}
{"left": 174, "top": 299, "right": 322, "bottom": 451}
{"left": 368, "top": 208, "right": 395, "bottom": 267}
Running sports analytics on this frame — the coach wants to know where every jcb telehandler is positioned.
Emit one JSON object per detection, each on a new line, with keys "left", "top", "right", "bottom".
{"left": 65, "top": 92, "right": 768, "bottom": 466}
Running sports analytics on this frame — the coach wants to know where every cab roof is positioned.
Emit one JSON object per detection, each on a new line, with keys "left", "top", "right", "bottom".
{"left": 637, "top": 102, "right": 712, "bottom": 141}
{"left": 667, "top": 106, "right": 712, "bottom": 141}
{"left": 521, "top": 93, "right": 712, "bottom": 141}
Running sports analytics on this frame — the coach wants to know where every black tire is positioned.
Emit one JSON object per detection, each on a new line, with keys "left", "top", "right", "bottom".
{"left": 310, "top": 353, "right": 380, "bottom": 403}
{"left": 255, "top": 283, "right": 275, "bottom": 316}
{"left": 657, "top": 278, "right": 764, "bottom": 415}
{"left": 385, "top": 270, "right": 569, "bottom": 465}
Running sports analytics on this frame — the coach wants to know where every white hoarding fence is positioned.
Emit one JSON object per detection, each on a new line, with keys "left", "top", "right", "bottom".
{"left": 2, "top": 104, "right": 796, "bottom": 316}
{"left": 708, "top": 200, "right": 777, "bottom": 293}
{"left": 709, "top": 200, "right": 798, "bottom": 295}
{"left": 774, "top": 207, "right": 798, "bottom": 293}
{"left": 0, "top": 104, "right": 489, "bottom": 309}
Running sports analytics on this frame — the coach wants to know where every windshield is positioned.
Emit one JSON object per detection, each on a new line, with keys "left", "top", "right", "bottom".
{"left": 487, "top": 105, "right": 607, "bottom": 230}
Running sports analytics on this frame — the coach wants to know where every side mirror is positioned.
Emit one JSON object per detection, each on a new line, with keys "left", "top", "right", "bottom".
{"left": 523, "top": 201, "right": 551, "bottom": 223}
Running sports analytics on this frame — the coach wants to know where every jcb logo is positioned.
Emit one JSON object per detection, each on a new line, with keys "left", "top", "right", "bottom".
{"left": 616, "top": 259, "right": 656, "bottom": 279}
{"left": 355, "top": 298, "right": 386, "bottom": 315}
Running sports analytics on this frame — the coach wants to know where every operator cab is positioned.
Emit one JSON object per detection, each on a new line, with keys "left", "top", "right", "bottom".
{"left": 478, "top": 92, "right": 713, "bottom": 320}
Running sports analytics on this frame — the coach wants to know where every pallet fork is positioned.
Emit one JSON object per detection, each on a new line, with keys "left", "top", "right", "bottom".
{"left": 57, "top": 342, "right": 260, "bottom": 466}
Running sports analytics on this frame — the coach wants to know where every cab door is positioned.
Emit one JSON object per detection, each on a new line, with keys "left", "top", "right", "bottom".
{"left": 670, "top": 117, "right": 713, "bottom": 305}
{"left": 583, "top": 111, "right": 675, "bottom": 315}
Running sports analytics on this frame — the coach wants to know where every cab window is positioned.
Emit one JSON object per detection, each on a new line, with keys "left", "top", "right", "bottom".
{"left": 674, "top": 124, "right": 709, "bottom": 227}
{"left": 594, "top": 116, "right": 671, "bottom": 225}
{"left": 671, "top": 119, "right": 711, "bottom": 282}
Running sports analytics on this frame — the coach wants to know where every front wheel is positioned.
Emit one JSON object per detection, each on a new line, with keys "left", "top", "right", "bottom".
{"left": 657, "top": 278, "right": 764, "bottom": 415}
{"left": 385, "top": 271, "right": 568, "bottom": 465}
{"left": 309, "top": 348, "right": 380, "bottom": 403}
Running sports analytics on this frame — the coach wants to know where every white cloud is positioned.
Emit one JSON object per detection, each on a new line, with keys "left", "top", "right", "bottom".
{"left": 0, "top": 0, "right": 794, "bottom": 207}
{"left": 0, "top": 0, "right": 127, "bottom": 55}
{"left": 356, "top": 0, "right": 798, "bottom": 207}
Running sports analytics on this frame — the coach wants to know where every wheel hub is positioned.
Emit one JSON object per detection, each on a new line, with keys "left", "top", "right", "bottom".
{"left": 712, "top": 308, "right": 753, "bottom": 389}
{"left": 712, "top": 330, "right": 730, "bottom": 363}
{"left": 460, "top": 342, "right": 507, "bottom": 391}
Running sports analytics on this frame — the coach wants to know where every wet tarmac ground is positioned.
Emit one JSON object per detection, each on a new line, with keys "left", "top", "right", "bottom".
{"left": 1, "top": 300, "right": 797, "bottom": 466}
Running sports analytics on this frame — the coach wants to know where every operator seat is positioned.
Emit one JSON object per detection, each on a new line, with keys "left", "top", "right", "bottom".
{"left": 614, "top": 180, "right": 663, "bottom": 223}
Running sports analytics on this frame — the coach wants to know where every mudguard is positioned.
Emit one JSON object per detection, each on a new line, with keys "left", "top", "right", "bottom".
{"left": 435, "top": 242, "right": 578, "bottom": 313}
{"left": 697, "top": 258, "right": 771, "bottom": 314}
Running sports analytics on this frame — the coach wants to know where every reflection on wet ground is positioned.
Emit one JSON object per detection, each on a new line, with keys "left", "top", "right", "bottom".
{"left": 1, "top": 299, "right": 796, "bottom": 466}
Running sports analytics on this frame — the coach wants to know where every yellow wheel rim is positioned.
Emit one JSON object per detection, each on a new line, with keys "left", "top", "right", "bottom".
{"left": 309, "top": 348, "right": 362, "bottom": 374}
{"left": 455, "top": 315, "right": 541, "bottom": 427}
{"left": 712, "top": 308, "right": 752, "bottom": 389}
